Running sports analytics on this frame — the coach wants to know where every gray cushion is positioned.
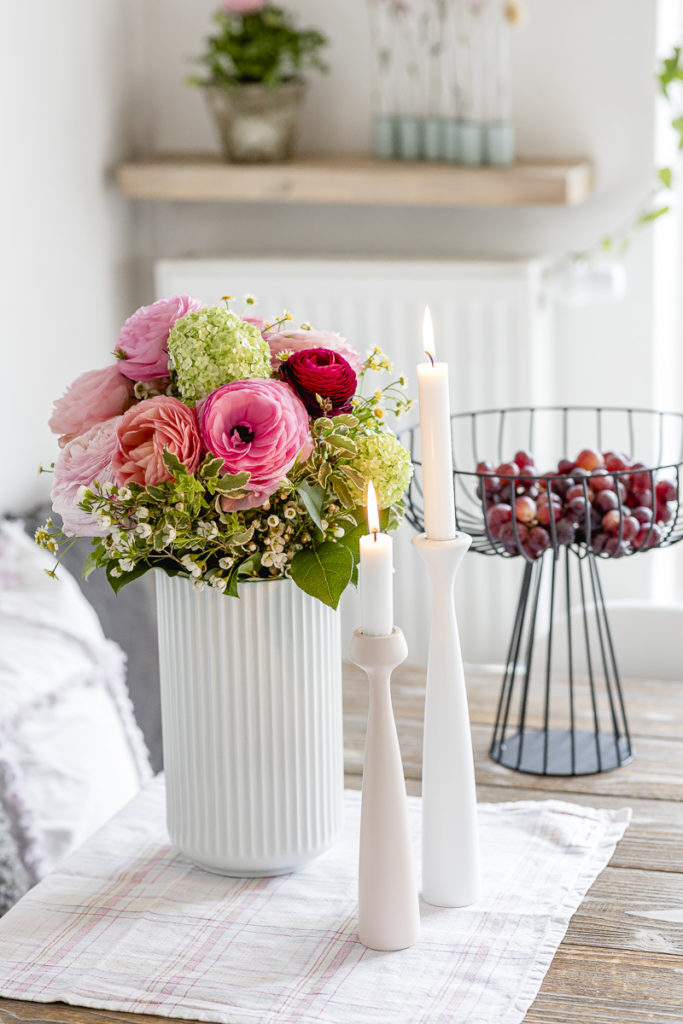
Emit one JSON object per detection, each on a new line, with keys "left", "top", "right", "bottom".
{"left": 22, "top": 507, "right": 162, "bottom": 773}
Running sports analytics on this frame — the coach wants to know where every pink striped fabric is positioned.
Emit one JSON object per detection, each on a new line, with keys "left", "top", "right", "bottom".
{"left": 0, "top": 779, "right": 629, "bottom": 1024}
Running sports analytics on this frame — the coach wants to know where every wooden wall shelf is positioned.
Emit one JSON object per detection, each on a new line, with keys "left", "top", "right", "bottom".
{"left": 116, "top": 154, "right": 593, "bottom": 208}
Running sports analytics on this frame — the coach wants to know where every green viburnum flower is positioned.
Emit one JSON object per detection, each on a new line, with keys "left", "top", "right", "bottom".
{"left": 167, "top": 307, "right": 271, "bottom": 405}
{"left": 345, "top": 430, "right": 413, "bottom": 508}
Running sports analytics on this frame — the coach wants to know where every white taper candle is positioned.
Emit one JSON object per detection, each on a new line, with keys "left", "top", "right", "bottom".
{"left": 417, "top": 307, "right": 456, "bottom": 541}
{"left": 359, "top": 482, "right": 393, "bottom": 637}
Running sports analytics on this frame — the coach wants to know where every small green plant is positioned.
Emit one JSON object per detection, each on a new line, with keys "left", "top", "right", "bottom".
{"left": 189, "top": 4, "right": 328, "bottom": 89}
{"left": 581, "top": 46, "right": 683, "bottom": 264}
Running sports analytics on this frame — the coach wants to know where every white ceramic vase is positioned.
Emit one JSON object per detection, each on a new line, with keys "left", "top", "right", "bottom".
{"left": 156, "top": 575, "right": 344, "bottom": 876}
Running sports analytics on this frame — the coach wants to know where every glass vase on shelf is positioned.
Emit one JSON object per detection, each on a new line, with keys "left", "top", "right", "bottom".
{"left": 392, "top": 0, "right": 426, "bottom": 160}
{"left": 368, "top": 0, "right": 400, "bottom": 158}
{"left": 458, "top": 0, "right": 487, "bottom": 165}
{"left": 421, "top": 0, "right": 449, "bottom": 161}
{"left": 484, "top": 0, "right": 515, "bottom": 165}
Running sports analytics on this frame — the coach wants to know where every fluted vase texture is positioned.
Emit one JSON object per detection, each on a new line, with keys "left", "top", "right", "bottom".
{"left": 156, "top": 575, "right": 344, "bottom": 876}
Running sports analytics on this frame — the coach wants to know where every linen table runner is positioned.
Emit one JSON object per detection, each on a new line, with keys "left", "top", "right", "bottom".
{"left": 0, "top": 778, "right": 630, "bottom": 1024}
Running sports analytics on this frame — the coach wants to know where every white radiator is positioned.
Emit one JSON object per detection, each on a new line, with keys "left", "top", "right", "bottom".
{"left": 156, "top": 257, "right": 551, "bottom": 666}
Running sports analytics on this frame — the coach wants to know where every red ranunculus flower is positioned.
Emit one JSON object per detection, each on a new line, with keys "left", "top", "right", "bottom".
{"left": 279, "top": 347, "right": 357, "bottom": 417}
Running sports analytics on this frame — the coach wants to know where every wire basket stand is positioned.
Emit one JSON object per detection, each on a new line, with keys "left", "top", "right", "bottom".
{"left": 403, "top": 406, "right": 683, "bottom": 776}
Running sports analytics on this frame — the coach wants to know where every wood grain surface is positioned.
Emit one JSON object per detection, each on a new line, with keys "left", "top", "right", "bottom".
{"left": 1, "top": 662, "right": 682, "bottom": 1024}
{"left": 116, "top": 154, "right": 594, "bottom": 208}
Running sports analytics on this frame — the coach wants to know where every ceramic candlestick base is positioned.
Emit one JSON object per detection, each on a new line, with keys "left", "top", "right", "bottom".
{"left": 350, "top": 627, "right": 420, "bottom": 951}
{"left": 412, "top": 533, "right": 481, "bottom": 908}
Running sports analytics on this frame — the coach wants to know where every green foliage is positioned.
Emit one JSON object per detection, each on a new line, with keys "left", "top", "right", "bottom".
{"left": 657, "top": 46, "right": 683, "bottom": 98}
{"left": 290, "top": 543, "right": 354, "bottom": 610}
{"left": 581, "top": 47, "right": 683, "bottom": 264}
{"left": 190, "top": 6, "right": 328, "bottom": 88}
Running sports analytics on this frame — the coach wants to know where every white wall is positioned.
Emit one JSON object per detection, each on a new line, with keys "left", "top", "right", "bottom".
{"left": 133, "top": 0, "right": 656, "bottom": 269}
{"left": 0, "top": 1, "right": 140, "bottom": 514}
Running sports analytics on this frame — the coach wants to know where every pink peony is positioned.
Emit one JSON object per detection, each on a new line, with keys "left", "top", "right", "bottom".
{"left": 222, "top": 0, "right": 266, "bottom": 13}
{"left": 267, "top": 328, "right": 364, "bottom": 375}
{"left": 198, "top": 380, "right": 311, "bottom": 510}
{"left": 116, "top": 295, "right": 203, "bottom": 382}
{"left": 112, "top": 396, "right": 202, "bottom": 487}
{"left": 51, "top": 418, "right": 120, "bottom": 537}
{"left": 49, "top": 365, "right": 135, "bottom": 447}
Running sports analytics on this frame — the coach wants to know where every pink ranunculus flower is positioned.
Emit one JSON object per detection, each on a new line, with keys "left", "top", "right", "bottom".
{"left": 198, "top": 379, "right": 311, "bottom": 510}
{"left": 222, "top": 0, "right": 266, "bottom": 13}
{"left": 49, "top": 365, "right": 135, "bottom": 448}
{"left": 267, "top": 328, "right": 364, "bottom": 375}
{"left": 112, "top": 396, "right": 202, "bottom": 487}
{"left": 116, "top": 294, "right": 204, "bottom": 382}
{"left": 51, "top": 418, "right": 120, "bottom": 537}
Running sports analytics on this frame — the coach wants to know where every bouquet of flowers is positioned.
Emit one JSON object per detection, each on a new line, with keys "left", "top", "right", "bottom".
{"left": 37, "top": 295, "right": 413, "bottom": 609}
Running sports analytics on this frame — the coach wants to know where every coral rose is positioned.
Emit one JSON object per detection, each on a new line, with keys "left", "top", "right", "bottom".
{"left": 222, "top": 0, "right": 266, "bottom": 13}
{"left": 267, "top": 328, "right": 364, "bottom": 375}
{"left": 112, "top": 396, "right": 202, "bottom": 487}
{"left": 49, "top": 365, "right": 135, "bottom": 447}
{"left": 116, "top": 294, "right": 203, "bottom": 382}
{"left": 51, "top": 418, "right": 119, "bottom": 537}
{"left": 198, "top": 380, "right": 311, "bottom": 510}
{"left": 280, "top": 347, "right": 357, "bottom": 417}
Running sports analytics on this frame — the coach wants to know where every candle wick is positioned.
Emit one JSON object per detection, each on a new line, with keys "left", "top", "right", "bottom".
{"left": 372, "top": 529, "right": 378, "bottom": 544}
{"left": 425, "top": 350, "right": 435, "bottom": 367}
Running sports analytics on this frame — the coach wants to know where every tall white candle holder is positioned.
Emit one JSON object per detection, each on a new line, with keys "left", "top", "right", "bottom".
{"left": 350, "top": 626, "right": 420, "bottom": 951}
{"left": 412, "top": 532, "right": 480, "bottom": 908}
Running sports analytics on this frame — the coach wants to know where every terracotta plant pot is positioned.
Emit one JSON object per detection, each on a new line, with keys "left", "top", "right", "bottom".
{"left": 204, "top": 81, "right": 305, "bottom": 163}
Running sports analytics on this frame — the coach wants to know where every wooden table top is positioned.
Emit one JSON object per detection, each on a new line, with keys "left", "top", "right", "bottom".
{"left": 1, "top": 665, "right": 682, "bottom": 1024}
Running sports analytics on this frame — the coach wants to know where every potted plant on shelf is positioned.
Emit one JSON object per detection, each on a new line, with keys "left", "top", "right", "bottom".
{"left": 189, "top": 0, "right": 328, "bottom": 163}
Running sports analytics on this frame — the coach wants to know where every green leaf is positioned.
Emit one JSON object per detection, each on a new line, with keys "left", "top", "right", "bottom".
{"left": 657, "top": 166, "right": 673, "bottom": 189}
{"left": 326, "top": 434, "right": 357, "bottom": 454}
{"left": 213, "top": 471, "right": 250, "bottom": 494}
{"left": 290, "top": 542, "right": 354, "bottom": 609}
{"left": 296, "top": 481, "right": 325, "bottom": 531}
{"left": 200, "top": 455, "right": 226, "bottom": 478}
{"left": 162, "top": 450, "right": 189, "bottom": 478}
{"left": 236, "top": 552, "right": 262, "bottom": 578}
{"left": 331, "top": 476, "right": 353, "bottom": 508}
{"left": 105, "top": 560, "right": 154, "bottom": 594}
{"left": 336, "top": 521, "right": 367, "bottom": 568}
{"left": 82, "top": 546, "right": 103, "bottom": 581}
{"left": 637, "top": 205, "right": 670, "bottom": 226}
{"left": 673, "top": 116, "right": 683, "bottom": 148}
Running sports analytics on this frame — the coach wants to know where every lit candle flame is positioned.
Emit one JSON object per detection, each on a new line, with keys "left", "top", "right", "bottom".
{"left": 366, "top": 481, "right": 380, "bottom": 539}
{"left": 423, "top": 306, "right": 435, "bottom": 366}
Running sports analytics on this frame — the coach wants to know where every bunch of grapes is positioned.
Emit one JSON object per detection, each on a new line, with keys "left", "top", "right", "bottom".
{"left": 476, "top": 447, "right": 678, "bottom": 561}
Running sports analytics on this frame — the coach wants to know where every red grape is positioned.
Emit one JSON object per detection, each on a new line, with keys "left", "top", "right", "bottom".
{"left": 568, "top": 497, "right": 588, "bottom": 523}
{"left": 655, "top": 502, "right": 673, "bottom": 525}
{"left": 497, "top": 462, "right": 519, "bottom": 478}
{"left": 596, "top": 490, "right": 619, "bottom": 513}
{"left": 486, "top": 504, "right": 513, "bottom": 538}
{"left": 515, "top": 496, "right": 537, "bottom": 524}
{"left": 567, "top": 484, "right": 594, "bottom": 503}
{"left": 656, "top": 479, "right": 677, "bottom": 503}
{"left": 523, "top": 526, "right": 551, "bottom": 559}
{"left": 576, "top": 448, "right": 604, "bottom": 471}
{"left": 589, "top": 471, "right": 615, "bottom": 492}
{"left": 632, "top": 506, "right": 653, "bottom": 525}
{"left": 537, "top": 502, "right": 561, "bottom": 525}
{"left": 514, "top": 449, "right": 535, "bottom": 470}
{"left": 557, "top": 458, "right": 575, "bottom": 475}
{"left": 602, "top": 510, "right": 623, "bottom": 535}
{"left": 555, "top": 518, "right": 575, "bottom": 545}
{"left": 621, "top": 516, "right": 640, "bottom": 542}
{"left": 604, "top": 452, "right": 630, "bottom": 472}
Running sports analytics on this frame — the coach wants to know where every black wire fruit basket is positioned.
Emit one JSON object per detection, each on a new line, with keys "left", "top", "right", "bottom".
{"left": 403, "top": 406, "right": 683, "bottom": 776}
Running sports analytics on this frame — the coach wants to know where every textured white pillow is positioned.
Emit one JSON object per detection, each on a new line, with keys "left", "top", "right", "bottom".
{"left": 0, "top": 520, "right": 152, "bottom": 885}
